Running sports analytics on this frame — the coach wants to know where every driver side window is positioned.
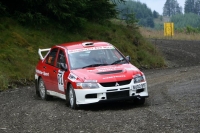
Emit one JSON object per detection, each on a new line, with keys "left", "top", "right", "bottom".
{"left": 46, "top": 48, "right": 58, "bottom": 66}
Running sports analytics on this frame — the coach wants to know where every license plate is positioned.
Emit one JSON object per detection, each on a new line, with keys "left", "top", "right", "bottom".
{"left": 132, "top": 83, "right": 146, "bottom": 90}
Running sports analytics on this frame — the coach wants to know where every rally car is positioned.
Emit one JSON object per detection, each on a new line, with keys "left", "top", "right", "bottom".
{"left": 35, "top": 41, "right": 148, "bottom": 109}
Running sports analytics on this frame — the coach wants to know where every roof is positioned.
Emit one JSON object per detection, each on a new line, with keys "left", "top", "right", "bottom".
{"left": 56, "top": 41, "right": 112, "bottom": 50}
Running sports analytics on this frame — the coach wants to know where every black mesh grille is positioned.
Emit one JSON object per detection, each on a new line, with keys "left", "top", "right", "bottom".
{"left": 106, "top": 90, "right": 129, "bottom": 100}
{"left": 97, "top": 70, "right": 122, "bottom": 75}
{"left": 100, "top": 79, "right": 132, "bottom": 87}
{"left": 136, "top": 88, "right": 144, "bottom": 93}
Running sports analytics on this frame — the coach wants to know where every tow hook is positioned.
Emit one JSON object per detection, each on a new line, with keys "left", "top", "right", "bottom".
{"left": 137, "top": 96, "right": 141, "bottom": 100}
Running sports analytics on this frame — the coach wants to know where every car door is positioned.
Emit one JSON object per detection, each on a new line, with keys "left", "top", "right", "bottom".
{"left": 51, "top": 49, "right": 69, "bottom": 94}
{"left": 43, "top": 48, "right": 58, "bottom": 91}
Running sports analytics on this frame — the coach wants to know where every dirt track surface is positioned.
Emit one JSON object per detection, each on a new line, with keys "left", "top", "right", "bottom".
{"left": 0, "top": 39, "right": 200, "bottom": 133}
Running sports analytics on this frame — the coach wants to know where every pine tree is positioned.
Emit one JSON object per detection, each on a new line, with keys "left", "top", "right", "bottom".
{"left": 163, "top": 0, "right": 182, "bottom": 16}
{"left": 185, "top": 0, "right": 195, "bottom": 14}
{"left": 185, "top": 0, "right": 200, "bottom": 15}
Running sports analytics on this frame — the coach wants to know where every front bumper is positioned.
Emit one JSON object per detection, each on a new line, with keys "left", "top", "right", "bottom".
{"left": 74, "top": 82, "right": 148, "bottom": 105}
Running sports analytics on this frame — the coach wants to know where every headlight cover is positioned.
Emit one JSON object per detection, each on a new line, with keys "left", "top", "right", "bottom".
{"left": 133, "top": 74, "right": 145, "bottom": 83}
{"left": 76, "top": 82, "right": 99, "bottom": 89}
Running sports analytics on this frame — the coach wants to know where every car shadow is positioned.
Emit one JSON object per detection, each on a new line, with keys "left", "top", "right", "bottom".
{"left": 78, "top": 100, "right": 148, "bottom": 111}
{"left": 34, "top": 95, "right": 148, "bottom": 111}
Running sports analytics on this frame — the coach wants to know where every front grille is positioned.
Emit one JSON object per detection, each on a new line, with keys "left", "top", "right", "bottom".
{"left": 100, "top": 79, "right": 132, "bottom": 87}
{"left": 106, "top": 90, "right": 129, "bottom": 100}
{"left": 136, "top": 88, "right": 144, "bottom": 93}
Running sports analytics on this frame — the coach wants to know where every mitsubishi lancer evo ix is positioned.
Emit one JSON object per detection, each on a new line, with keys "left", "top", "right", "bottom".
{"left": 35, "top": 41, "right": 148, "bottom": 109}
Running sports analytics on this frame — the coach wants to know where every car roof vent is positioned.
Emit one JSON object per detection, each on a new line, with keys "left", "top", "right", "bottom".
{"left": 82, "top": 42, "right": 94, "bottom": 47}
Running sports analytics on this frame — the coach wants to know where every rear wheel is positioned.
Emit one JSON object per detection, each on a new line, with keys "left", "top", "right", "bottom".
{"left": 66, "top": 84, "right": 78, "bottom": 109}
{"left": 38, "top": 78, "right": 52, "bottom": 100}
{"left": 35, "top": 79, "right": 40, "bottom": 97}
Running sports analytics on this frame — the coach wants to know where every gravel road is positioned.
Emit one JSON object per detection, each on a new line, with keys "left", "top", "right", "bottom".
{"left": 0, "top": 39, "right": 200, "bottom": 133}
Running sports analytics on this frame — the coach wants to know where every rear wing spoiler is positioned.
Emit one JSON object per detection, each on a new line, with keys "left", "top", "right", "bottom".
{"left": 38, "top": 48, "right": 50, "bottom": 60}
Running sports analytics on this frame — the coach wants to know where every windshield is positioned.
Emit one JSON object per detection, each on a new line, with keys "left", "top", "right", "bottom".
{"left": 68, "top": 46, "right": 128, "bottom": 70}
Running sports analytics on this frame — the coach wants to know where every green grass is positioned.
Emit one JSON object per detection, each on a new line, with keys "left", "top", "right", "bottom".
{"left": 0, "top": 17, "right": 165, "bottom": 90}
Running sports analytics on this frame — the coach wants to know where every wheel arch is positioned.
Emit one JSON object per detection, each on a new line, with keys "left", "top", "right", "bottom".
{"left": 65, "top": 81, "right": 72, "bottom": 96}
{"left": 35, "top": 75, "right": 42, "bottom": 97}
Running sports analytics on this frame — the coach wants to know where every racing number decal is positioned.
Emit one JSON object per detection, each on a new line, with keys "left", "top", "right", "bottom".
{"left": 57, "top": 70, "right": 65, "bottom": 91}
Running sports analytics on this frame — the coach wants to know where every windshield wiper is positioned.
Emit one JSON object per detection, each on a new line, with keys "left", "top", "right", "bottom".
{"left": 111, "top": 58, "right": 126, "bottom": 65}
{"left": 82, "top": 63, "right": 108, "bottom": 69}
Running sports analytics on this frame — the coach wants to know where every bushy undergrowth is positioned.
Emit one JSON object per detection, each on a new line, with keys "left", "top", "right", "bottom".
{"left": 0, "top": 17, "right": 165, "bottom": 90}
{"left": 139, "top": 27, "right": 200, "bottom": 40}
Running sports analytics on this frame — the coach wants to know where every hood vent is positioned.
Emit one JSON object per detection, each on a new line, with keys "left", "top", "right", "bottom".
{"left": 97, "top": 70, "right": 123, "bottom": 75}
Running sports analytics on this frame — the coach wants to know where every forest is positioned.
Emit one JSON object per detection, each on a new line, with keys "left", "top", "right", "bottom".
{"left": 0, "top": 0, "right": 124, "bottom": 30}
{"left": 1, "top": 0, "right": 200, "bottom": 30}
{"left": 116, "top": 0, "right": 200, "bottom": 31}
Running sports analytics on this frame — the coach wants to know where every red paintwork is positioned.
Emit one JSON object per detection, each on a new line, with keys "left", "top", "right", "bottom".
{"left": 35, "top": 41, "right": 144, "bottom": 94}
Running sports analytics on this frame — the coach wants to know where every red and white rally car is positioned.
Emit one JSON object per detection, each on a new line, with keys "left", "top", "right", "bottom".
{"left": 35, "top": 41, "right": 148, "bottom": 109}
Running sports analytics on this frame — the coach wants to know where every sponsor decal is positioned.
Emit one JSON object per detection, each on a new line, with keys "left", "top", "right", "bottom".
{"left": 84, "top": 80, "right": 97, "bottom": 83}
{"left": 68, "top": 46, "right": 114, "bottom": 53}
{"left": 87, "top": 66, "right": 122, "bottom": 72}
{"left": 125, "top": 67, "right": 138, "bottom": 71}
{"left": 103, "top": 75, "right": 126, "bottom": 80}
{"left": 68, "top": 73, "right": 77, "bottom": 81}
{"left": 57, "top": 70, "right": 65, "bottom": 92}
{"left": 36, "top": 69, "right": 49, "bottom": 76}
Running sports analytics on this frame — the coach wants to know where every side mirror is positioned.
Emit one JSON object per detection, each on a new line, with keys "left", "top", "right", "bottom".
{"left": 126, "top": 56, "right": 131, "bottom": 62}
{"left": 60, "top": 63, "right": 68, "bottom": 71}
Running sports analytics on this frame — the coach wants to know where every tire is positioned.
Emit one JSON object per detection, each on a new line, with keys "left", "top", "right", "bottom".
{"left": 38, "top": 78, "right": 52, "bottom": 100}
{"left": 134, "top": 97, "right": 145, "bottom": 105}
{"left": 35, "top": 79, "right": 40, "bottom": 97}
{"left": 67, "top": 84, "right": 78, "bottom": 109}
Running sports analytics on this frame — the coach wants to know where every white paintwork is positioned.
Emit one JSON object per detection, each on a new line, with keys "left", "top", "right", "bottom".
{"left": 74, "top": 80, "right": 148, "bottom": 105}
{"left": 46, "top": 90, "right": 66, "bottom": 100}
{"left": 38, "top": 48, "right": 50, "bottom": 60}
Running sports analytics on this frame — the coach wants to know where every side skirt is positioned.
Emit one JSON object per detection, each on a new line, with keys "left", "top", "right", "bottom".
{"left": 46, "top": 90, "right": 66, "bottom": 100}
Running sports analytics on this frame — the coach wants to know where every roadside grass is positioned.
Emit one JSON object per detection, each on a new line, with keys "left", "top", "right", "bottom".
{"left": 0, "top": 17, "right": 165, "bottom": 90}
{"left": 139, "top": 27, "right": 200, "bottom": 40}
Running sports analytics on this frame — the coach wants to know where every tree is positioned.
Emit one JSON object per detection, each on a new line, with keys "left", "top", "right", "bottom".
{"left": 163, "top": 0, "right": 182, "bottom": 16}
{"left": 116, "top": 0, "right": 155, "bottom": 27}
{"left": 185, "top": 0, "right": 195, "bottom": 14}
{"left": 0, "top": 0, "right": 119, "bottom": 30}
{"left": 184, "top": 0, "right": 200, "bottom": 15}
{"left": 195, "top": 0, "right": 200, "bottom": 15}
{"left": 0, "top": 2, "right": 6, "bottom": 16}
{"left": 153, "top": 10, "right": 159, "bottom": 18}
{"left": 146, "top": 17, "right": 155, "bottom": 28}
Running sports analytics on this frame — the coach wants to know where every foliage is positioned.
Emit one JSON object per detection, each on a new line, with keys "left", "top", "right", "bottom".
{"left": 185, "top": 26, "right": 200, "bottom": 33}
{"left": 0, "top": 2, "right": 6, "bottom": 16}
{"left": 184, "top": 0, "right": 200, "bottom": 15}
{"left": 170, "top": 13, "right": 200, "bottom": 29}
{"left": 153, "top": 10, "right": 159, "bottom": 18}
{"left": 139, "top": 26, "right": 200, "bottom": 40}
{"left": 116, "top": 0, "right": 155, "bottom": 28}
{"left": 125, "top": 13, "right": 138, "bottom": 26}
{"left": 163, "top": 0, "right": 182, "bottom": 16}
{"left": 0, "top": 0, "right": 118, "bottom": 30}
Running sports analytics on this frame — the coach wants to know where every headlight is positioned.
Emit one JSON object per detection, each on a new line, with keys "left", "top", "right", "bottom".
{"left": 76, "top": 82, "right": 99, "bottom": 89}
{"left": 133, "top": 74, "right": 145, "bottom": 83}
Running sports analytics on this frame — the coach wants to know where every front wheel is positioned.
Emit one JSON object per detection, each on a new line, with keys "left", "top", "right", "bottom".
{"left": 66, "top": 84, "right": 78, "bottom": 109}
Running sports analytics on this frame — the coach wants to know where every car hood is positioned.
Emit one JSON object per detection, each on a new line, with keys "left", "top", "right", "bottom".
{"left": 71, "top": 64, "right": 142, "bottom": 83}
